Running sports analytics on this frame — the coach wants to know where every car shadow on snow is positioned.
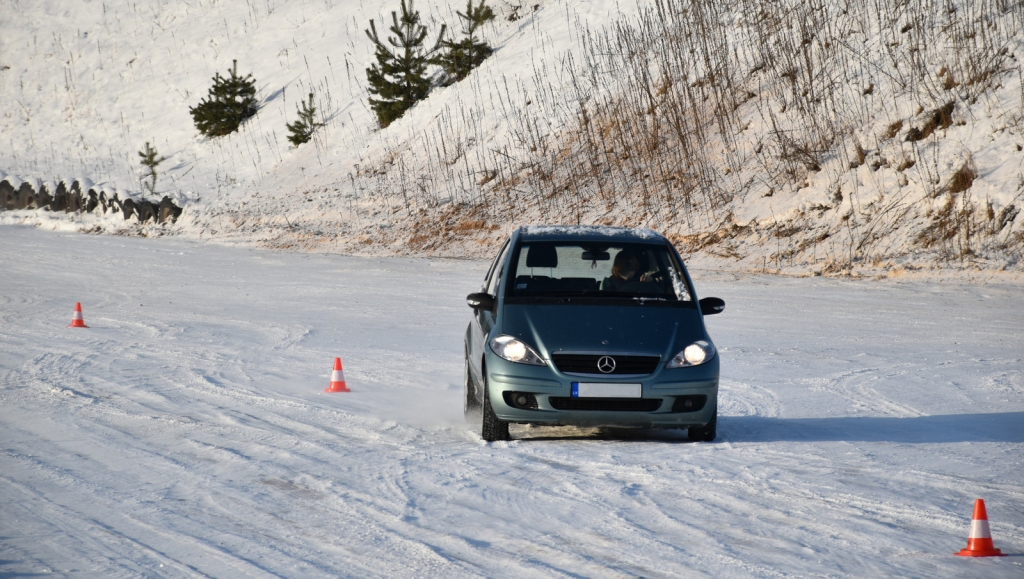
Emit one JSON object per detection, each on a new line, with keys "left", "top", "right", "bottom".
{"left": 510, "top": 424, "right": 693, "bottom": 442}
{"left": 721, "top": 412, "right": 1024, "bottom": 443}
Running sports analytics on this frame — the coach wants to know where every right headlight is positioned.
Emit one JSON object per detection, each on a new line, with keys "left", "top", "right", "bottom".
{"left": 666, "top": 340, "right": 716, "bottom": 368}
{"left": 489, "top": 335, "right": 546, "bottom": 366}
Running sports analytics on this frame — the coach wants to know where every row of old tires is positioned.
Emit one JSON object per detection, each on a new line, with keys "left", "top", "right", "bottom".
{"left": 0, "top": 179, "right": 182, "bottom": 224}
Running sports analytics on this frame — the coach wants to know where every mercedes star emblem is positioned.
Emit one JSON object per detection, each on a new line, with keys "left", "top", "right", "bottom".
{"left": 597, "top": 356, "right": 616, "bottom": 373}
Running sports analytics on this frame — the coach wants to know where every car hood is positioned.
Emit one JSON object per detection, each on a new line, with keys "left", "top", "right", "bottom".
{"left": 501, "top": 303, "right": 706, "bottom": 360}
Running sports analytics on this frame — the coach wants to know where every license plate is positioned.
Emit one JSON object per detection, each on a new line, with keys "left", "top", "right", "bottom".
{"left": 571, "top": 382, "right": 642, "bottom": 398}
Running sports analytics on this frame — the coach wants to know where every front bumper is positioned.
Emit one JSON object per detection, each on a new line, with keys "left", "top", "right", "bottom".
{"left": 486, "top": 352, "right": 718, "bottom": 428}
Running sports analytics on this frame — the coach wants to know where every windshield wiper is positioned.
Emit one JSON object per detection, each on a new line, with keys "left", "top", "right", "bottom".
{"left": 632, "top": 296, "right": 669, "bottom": 304}
{"left": 518, "top": 292, "right": 672, "bottom": 301}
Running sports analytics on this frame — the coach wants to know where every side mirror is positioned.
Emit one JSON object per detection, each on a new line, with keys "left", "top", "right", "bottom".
{"left": 699, "top": 297, "right": 725, "bottom": 315}
{"left": 466, "top": 292, "right": 495, "bottom": 311}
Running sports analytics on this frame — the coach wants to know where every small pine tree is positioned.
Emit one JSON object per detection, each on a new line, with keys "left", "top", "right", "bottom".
{"left": 365, "top": 0, "right": 446, "bottom": 128}
{"left": 189, "top": 60, "right": 259, "bottom": 137}
{"left": 286, "top": 92, "right": 323, "bottom": 146}
{"left": 438, "top": 0, "right": 495, "bottom": 84}
{"left": 138, "top": 141, "right": 168, "bottom": 195}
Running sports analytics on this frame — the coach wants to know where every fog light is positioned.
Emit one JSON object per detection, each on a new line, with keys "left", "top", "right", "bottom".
{"left": 671, "top": 395, "right": 707, "bottom": 413}
{"left": 502, "top": 391, "right": 538, "bottom": 410}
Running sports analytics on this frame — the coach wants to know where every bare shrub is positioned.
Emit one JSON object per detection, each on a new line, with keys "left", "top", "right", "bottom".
{"left": 918, "top": 187, "right": 980, "bottom": 260}
{"left": 948, "top": 160, "right": 978, "bottom": 195}
{"left": 883, "top": 120, "right": 904, "bottom": 140}
{"left": 850, "top": 141, "right": 868, "bottom": 169}
{"left": 906, "top": 102, "right": 955, "bottom": 142}
{"left": 994, "top": 204, "right": 1019, "bottom": 233}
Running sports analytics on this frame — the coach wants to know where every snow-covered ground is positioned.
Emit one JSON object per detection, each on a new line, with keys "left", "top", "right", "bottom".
{"left": 1, "top": 224, "right": 1022, "bottom": 577}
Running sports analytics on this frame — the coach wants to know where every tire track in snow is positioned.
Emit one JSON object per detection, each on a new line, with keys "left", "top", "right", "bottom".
{"left": 0, "top": 471, "right": 318, "bottom": 578}
{"left": 718, "top": 377, "right": 782, "bottom": 418}
{"left": 806, "top": 367, "right": 924, "bottom": 417}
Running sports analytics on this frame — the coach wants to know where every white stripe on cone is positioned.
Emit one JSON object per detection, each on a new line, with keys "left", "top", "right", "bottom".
{"left": 331, "top": 368, "right": 345, "bottom": 382}
{"left": 969, "top": 518, "right": 992, "bottom": 539}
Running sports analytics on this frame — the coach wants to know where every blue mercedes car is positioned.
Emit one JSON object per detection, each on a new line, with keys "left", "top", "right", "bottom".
{"left": 464, "top": 226, "right": 724, "bottom": 441}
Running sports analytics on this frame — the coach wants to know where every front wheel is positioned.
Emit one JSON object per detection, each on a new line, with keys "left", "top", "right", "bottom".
{"left": 688, "top": 409, "right": 717, "bottom": 442}
{"left": 481, "top": 375, "right": 510, "bottom": 442}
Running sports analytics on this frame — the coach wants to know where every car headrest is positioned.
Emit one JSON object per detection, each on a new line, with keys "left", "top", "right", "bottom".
{"left": 526, "top": 244, "right": 558, "bottom": 268}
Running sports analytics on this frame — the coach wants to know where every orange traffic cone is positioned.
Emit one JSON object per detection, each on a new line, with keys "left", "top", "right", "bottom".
{"left": 67, "top": 302, "right": 89, "bottom": 328}
{"left": 955, "top": 499, "right": 1006, "bottom": 557}
{"left": 324, "top": 357, "right": 350, "bottom": 392}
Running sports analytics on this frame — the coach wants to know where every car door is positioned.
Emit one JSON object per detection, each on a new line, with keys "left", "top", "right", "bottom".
{"left": 469, "top": 238, "right": 510, "bottom": 386}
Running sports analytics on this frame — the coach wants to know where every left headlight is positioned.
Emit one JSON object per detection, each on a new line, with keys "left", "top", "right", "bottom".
{"left": 666, "top": 340, "right": 716, "bottom": 368}
{"left": 489, "top": 335, "right": 546, "bottom": 366}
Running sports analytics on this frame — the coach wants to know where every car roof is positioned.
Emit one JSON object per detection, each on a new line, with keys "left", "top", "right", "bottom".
{"left": 516, "top": 225, "right": 667, "bottom": 244}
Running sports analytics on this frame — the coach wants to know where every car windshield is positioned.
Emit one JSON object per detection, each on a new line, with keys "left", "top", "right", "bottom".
{"left": 507, "top": 242, "right": 692, "bottom": 301}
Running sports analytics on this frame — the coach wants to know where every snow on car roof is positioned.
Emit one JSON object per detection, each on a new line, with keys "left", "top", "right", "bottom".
{"left": 518, "top": 225, "right": 665, "bottom": 242}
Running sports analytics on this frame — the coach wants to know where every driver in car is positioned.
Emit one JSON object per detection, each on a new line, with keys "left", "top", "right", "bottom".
{"left": 601, "top": 250, "right": 655, "bottom": 291}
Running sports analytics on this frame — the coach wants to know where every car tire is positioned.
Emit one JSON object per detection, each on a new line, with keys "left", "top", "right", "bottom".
{"left": 688, "top": 409, "right": 717, "bottom": 442}
{"left": 481, "top": 374, "right": 510, "bottom": 442}
{"left": 463, "top": 356, "right": 480, "bottom": 421}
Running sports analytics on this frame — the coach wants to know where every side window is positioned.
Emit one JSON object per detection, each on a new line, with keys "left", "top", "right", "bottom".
{"left": 486, "top": 241, "right": 511, "bottom": 296}
{"left": 482, "top": 239, "right": 509, "bottom": 290}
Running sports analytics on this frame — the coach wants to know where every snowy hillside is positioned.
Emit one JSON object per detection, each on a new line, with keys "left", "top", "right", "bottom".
{"left": 2, "top": 226, "right": 1023, "bottom": 577}
{"left": 2, "top": 0, "right": 1024, "bottom": 274}
{"left": 4, "top": 3, "right": 1023, "bottom": 574}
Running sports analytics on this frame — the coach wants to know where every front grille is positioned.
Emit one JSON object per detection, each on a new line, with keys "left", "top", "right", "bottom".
{"left": 551, "top": 354, "right": 660, "bottom": 375}
{"left": 549, "top": 397, "right": 663, "bottom": 412}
